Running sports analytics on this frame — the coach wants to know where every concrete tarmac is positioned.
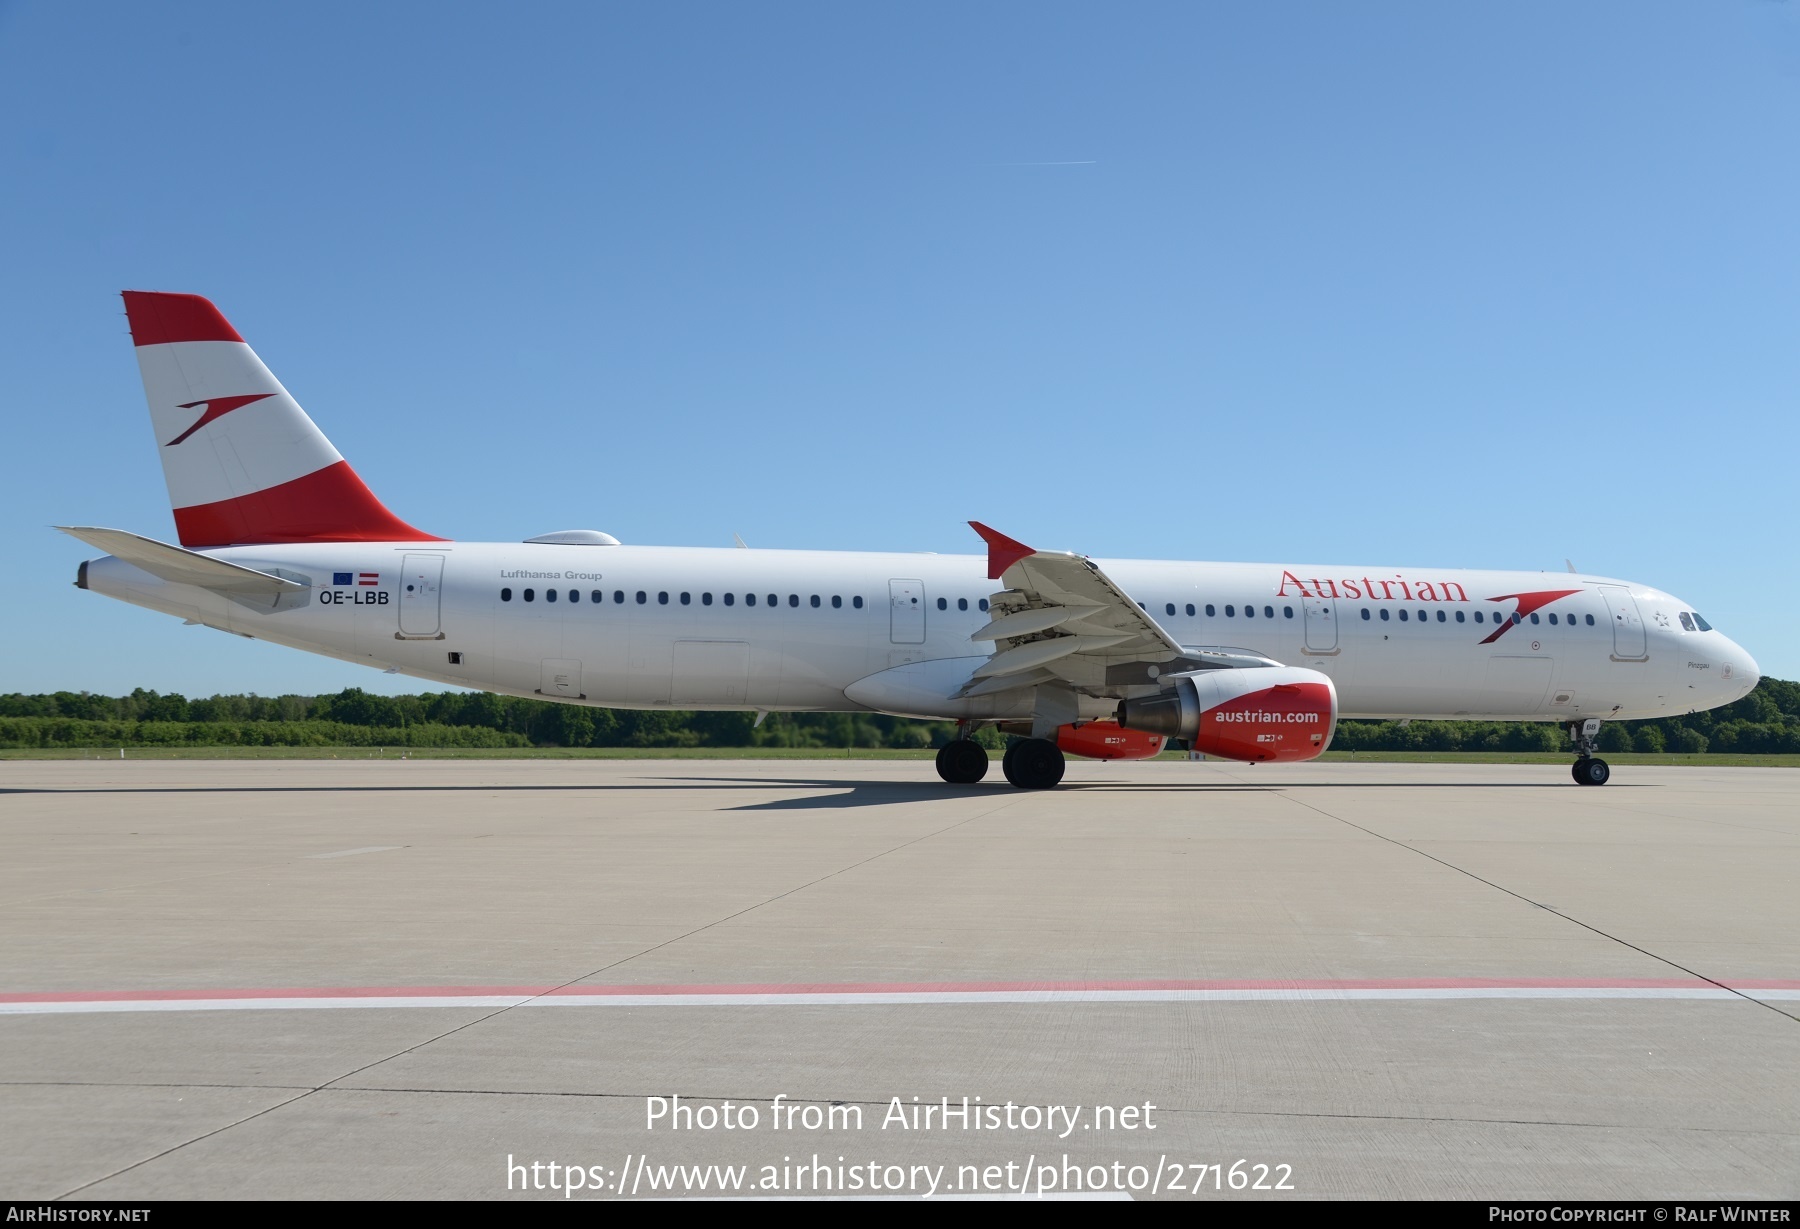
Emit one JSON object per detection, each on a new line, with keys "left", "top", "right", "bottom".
{"left": 1, "top": 758, "right": 1797, "bottom": 1201}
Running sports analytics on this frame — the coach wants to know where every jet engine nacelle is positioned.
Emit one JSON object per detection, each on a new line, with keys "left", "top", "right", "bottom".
{"left": 1115, "top": 666, "right": 1338, "bottom": 763}
{"left": 1055, "top": 719, "right": 1166, "bottom": 761}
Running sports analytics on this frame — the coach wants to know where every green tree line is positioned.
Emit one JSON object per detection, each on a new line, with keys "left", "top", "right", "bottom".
{"left": 0, "top": 678, "right": 1794, "bottom": 754}
{"left": 1332, "top": 675, "right": 1800, "bottom": 755}
{"left": 0, "top": 688, "right": 968, "bottom": 750}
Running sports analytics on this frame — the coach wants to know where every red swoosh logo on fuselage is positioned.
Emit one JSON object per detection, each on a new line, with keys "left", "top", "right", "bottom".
{"left": 165, "top": 393, "right": 276, "bottom": 447}
{"left": 1479, "top": 589, "right": 1583, "bottom": 644}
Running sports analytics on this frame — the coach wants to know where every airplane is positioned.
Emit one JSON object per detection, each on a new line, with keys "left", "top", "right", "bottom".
{"left": 61, "top": 292, "right": 1761, "bottom": 790}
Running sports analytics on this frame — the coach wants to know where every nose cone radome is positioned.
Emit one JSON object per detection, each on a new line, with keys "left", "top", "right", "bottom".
{"left": 1728, "top": 644, "right": 1761, "bottom": 698}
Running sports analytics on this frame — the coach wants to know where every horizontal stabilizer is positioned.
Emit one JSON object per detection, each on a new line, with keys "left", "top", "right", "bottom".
{"left": 55, "top": 526, "right": 305, "bottom": 594}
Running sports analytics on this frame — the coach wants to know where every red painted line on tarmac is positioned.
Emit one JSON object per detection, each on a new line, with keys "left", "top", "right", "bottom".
{"left": 0, "top": 985, "right": 554, "bottom": 1004}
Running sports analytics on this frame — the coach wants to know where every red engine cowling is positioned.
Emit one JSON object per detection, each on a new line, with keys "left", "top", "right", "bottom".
{"left": 1115, "top": 666, "right": 1338, "bottom": 763}
{"left": 1055, "top": 720, "right": 1167, "bottom": 760}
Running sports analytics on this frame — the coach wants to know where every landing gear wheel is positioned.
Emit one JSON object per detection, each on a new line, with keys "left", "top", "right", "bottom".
{"left": 1572, "top": 757, "right": 1611, "bottom": 786}
{"left": 1001, "top": 738, "right": 1066, "bottom": 790}
{"left": 935, "top": 739, "right": 989, "bottom": 785}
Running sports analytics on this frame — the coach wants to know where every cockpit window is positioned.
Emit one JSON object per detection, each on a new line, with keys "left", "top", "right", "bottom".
{"left": 1691, "top": 612, "right": 1713, "bottom": 632}
{"left": 1678, "top": 612, "right": 1696, "bottom": 632}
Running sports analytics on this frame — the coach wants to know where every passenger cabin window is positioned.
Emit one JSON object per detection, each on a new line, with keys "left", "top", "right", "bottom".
{"left": 1455, "top": 610, "right": 1464, "bottom": 622}
{"left": 853, "top": 596, "right": 864, "bottom": 609}
{"left": 831, "top": 596, "right": 841, "bottom": 608}
{"left": 1529, "top": 613, "right": 1540, "bottom": 624}
{"left": 724, "top": 593, "right": 735, "bottom": 606}
{"left": 1586, "top": 614, "right": 1596, "bottom": 626}
{"left": 1225, "top": 605, "right": 1235, "bottom": 617}
{"left": 767, "top": 594, "right": 777, "bottom": 607}
{"left": 1360, "top": 608, "right": 1370, "bottom": 620}
{"left": 1186, "top": 603, "right": 1196, "bottom": 616}
{"left": 591, "top": 590, "right": 602, "bottom": 604}
{"left": 979, "top": 599, "right": 989, "bottom": 611}
{"left": 636, "top": 591, "right": 647, "bottom": 604}
{"left": 547, "top": 588, "right": 557, "bottom": 603}
{"left": 1436, "top": 610, "right": 1446, "bottom": 622}
{"left": 703, "top": 592, "right": 713, "bottom": 606}
{"left": 1165, "top": 603, "right": 1176, "bottom": 616}
{"left": 501, "top": 587, "right": 512, "bottom": 602}
{"left": 524, "top": 588, "right": 535, "bottom": 602}
{"left": 613, "top": 590, "right": 624, "bottom": 605}
{"left": 1205, "top": 604, "right": 1216, "bottom": 617}
{"left": 1380, "top": 608, "right": 1390, "bottom": 621}
{"left": 1283, "top": 606, "right": 1293, "bottom": 618}
{"left": 939, "top": 597, "right": 949, "bottom": 611}
{"left": 1398, "top": 609, "right": 1408, "bottom": 621}
{"left": 1264, "top": 606, "right": 1274, "bottom": 619}
{"left": 680, "top": 592, "right": 691, "bottom": 605}
{"left": 658, "top": 592, "right": 669, "bottom": 605}
{"left": 789, "top": 595, "right": 799, "bottom": 607}
{"left": 567, "top": 590, "right": 577, "bottom": 603}
{"left": 958, "top": 598, "right": 969, "bottom": 611}
{"left": 811, "top": 595, "right": 821, "bottom": 608}
{"left": 1473, "top": 611, "right": 1484, "bottom": 623}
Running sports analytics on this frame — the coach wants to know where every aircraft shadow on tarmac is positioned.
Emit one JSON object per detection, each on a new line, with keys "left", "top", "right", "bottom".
{"left": 679, "top": 777, "right": 1623, "bottom": 811}
{"left": 0, "top": 779, "right": 1246, "bottom": 810}
{"left": 705, "top": 780, "right": 1286, "bottom": 810}
{"left": 0, "top": 777, "right": 1629, "bottom": 814}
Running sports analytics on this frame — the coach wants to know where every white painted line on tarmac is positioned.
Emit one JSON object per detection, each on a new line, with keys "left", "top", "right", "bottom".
{"left": 523, "top": 987, "right": 1800, "bottom": 1006}
{"left": 306, "top": 846, "right": 404, "bottom": 859}
{"left": 3, "top": 982, "right": 1796, "bottom": 1016}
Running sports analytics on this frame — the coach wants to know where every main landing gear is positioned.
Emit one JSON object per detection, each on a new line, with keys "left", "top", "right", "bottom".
{"left": 1569, "top": 718, "right": 1610, "bottom": 786}
{"left": 933, "top": 728, "right": 1066, "bottom": 790}
{"left": 1002, "top": 737, "right": 1065, "bottom": 790}
{"left": 934, "top": 739, "right": 989, "bottom": 785}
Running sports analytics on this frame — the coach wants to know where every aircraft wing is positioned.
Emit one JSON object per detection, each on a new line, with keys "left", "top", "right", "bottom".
{"left": 958, "top": 522, "right": 1278, "bottom": 700}
{"left": 56, "top": 526, "right": 306, "bottom": 594}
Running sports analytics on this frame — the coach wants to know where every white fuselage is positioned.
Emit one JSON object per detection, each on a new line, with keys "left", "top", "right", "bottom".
{"left": 82, "top": 541, "right": 1760, "bottom": 725}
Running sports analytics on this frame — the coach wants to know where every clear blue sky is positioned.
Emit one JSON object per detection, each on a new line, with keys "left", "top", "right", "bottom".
{"left": 3, "top": 1, "right": 1796, "bottom": 696}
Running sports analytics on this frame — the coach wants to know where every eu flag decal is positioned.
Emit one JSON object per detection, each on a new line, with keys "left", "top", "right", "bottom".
{"left": 333, "top": 572, "right": 353, "bottom": 586}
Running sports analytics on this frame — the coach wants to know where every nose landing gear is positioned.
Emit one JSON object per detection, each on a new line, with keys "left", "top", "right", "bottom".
{"left": 1572, "top": 756, "right": 1611, "bottom": 786}
{"left": 1569, "top": 718, "right": 1611, "bottom": 786}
